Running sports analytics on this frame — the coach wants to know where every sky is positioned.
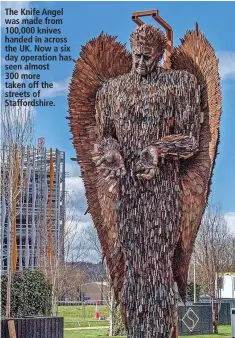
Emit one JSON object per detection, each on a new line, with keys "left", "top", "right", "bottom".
{"left": 1, "top": 1, "right": 235, "bottom": 237}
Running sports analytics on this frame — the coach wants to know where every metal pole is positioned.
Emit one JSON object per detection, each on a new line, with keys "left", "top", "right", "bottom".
{"left": 82, "top": 301, "right": 85, "bottom": 321}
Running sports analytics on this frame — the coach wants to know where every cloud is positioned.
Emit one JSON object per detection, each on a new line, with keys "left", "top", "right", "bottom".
{"left": 1, "top": 2, "right": 32, "bottom": 27}
{"left": 64, "top": 163, "right": 95, "bottom": 261}
{"left": 66, "top": 176, "right": 85, "bottom": 196}
{"left": 65, "top": 162, "right": 81, "bottom": 177}
{"left": 65, "top": 162, "right": 85, "bottom": 200}
{"left": 217, "top": 51, "right": 235, "bottom": 80}
{"left": 40, "top": 78, "right": 70, "bottom": 98}
{"left": 65, "top": 161, "right": 90, "bottom": 228}
{"left": 224, "top": 212, "right": 235, "bottom": 234}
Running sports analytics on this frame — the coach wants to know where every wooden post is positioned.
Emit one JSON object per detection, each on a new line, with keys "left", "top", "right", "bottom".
{"left": 174, "top": 323, "right": 179, "bottom": 338}
{"left": 8, "top": 319, "right": 17, "bottom": 338}
{"left": 171, "top": 309, "right": 179, "bottom": 338}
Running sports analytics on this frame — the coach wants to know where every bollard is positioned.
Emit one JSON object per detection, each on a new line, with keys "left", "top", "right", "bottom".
{"left": 232, "top": 308, "right": 235, "bottom": 338}
{"left": 95, "top": 301, "right": 100, "bottom": 319}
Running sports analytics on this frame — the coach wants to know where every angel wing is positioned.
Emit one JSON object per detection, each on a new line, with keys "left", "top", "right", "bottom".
{"left": 68, "top": 33, "right": 132, "bottom": 300}
{"left": 170, "top": 28, "right": 222, "bottom": 302}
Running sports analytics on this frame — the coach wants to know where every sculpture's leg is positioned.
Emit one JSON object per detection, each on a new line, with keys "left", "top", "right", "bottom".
{"left": 121, "top": 265, "right": 178, "bottom": 338}
{"left": 118, "top": 173, "right": 180, "bottom": 338}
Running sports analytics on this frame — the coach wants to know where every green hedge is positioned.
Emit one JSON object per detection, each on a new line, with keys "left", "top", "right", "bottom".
{"left": 1, "top": 269, "right": 52, "bottom": 317}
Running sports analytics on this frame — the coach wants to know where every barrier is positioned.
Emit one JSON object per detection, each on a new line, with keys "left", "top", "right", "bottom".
{"left": 94, "top": 301, "right": 100, "bottom": 319}
{"left": 192, "top": 301, "right": 232, "bottom": 325}
{"left": 178, "top": 305, "right": 213, "bottom": 335}
{"left": 1, "top": 317, "right": 64, "bottom": 338}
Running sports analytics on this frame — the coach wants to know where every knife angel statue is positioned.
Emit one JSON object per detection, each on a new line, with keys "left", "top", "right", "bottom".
{"left": 68, "top": 15, "right": 221, "bottom": 338}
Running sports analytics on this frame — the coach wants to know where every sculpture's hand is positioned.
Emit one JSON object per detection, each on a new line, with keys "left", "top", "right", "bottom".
{"left": 136, "top": 145, "right": 158, "bottom": 180}
{"left": 94, "top": 149, "right": 127, "bottom": 179}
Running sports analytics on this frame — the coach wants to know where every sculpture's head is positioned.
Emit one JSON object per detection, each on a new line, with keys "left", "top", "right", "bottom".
{"left": 130, "top": 24, "right": 167, "bottom": 76}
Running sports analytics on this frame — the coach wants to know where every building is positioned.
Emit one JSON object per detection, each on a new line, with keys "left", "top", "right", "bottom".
{"left": 199, "top": 272, "right": 235, "bottom": 301}
{"left": 81, "top": 282, "right": 108, "bottom": 302}
{"left": 0, "top": 143, "right": 66, "bottom": 272}
{"left": 218, "top": 272, "right": 235, "bottom": 298}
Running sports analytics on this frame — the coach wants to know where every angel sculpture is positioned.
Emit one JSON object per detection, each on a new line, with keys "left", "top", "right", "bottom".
{"left": 68, "top": 10, "right": 221, "bottom": 338}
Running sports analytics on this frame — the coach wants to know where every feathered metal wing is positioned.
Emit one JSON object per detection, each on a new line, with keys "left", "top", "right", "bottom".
{"left": 68, "top": 33, "right": 132, "bottom": 299}
{"left": 170, "top": 28, "right": 222, "bottom": 301}
{"left": 68, "top": 28, "right": 222, "bottom": 304}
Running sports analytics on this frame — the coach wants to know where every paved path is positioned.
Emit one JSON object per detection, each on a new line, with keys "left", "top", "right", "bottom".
{"left": 64, "top": 326, "right": 109, "bottom": 331}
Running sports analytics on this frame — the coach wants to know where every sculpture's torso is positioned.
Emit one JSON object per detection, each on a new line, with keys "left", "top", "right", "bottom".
{"left": 103, "top": 68, "right": 189, "bottom": 337}
{"left": 108, "top": 68, "right": 185, "bottom": 151}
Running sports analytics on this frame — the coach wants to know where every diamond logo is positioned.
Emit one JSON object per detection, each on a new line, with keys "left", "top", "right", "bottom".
{"left": 181, "top": 307, "right": 199, "bottom": 332}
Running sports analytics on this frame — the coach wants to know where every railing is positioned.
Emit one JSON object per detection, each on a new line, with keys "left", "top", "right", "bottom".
{"left": 57, "top": 300, "right": 109, "bottom": 328}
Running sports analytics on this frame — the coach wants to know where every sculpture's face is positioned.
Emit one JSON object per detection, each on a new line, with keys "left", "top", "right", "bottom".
{"left": 132, "top": 45, "right": 158, "bottom": 76}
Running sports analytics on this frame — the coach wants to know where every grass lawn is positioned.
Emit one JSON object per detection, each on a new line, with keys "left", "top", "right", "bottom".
{"left": 182, "top": 325, "right": 231, "bottom": 338}
{"left": 64, "top": 329, "right": 109, "bottom": 338}
{"left": 64, "top": 321, "right": 109, "bottom": 328}
{"left": 64, "top": 325, "right": 231, "bottom": 338}
{"left": 58, "top": 305, "right": 109, "bottom": 328}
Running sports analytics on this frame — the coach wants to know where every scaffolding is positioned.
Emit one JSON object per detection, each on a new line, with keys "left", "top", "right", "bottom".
{"left": 0, "top": 144, "right": 65, "bottom": 273}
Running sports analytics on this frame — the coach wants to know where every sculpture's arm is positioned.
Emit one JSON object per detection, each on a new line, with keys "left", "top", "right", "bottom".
{"left": 155, "top": 72, "right": 201, "bottom": 160}
{"left": 155, "top": 134, "right": 199, "bottom": 160}
{"left": 94, "top": 83, "right": 126, "bottom": 178}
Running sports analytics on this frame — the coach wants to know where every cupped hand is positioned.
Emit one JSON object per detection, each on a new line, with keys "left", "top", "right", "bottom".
{"left": 93, "top": 149, "right": 126, "bottom": 179}
{"left": 136, "top": 145, "right": 158, "bottom": 180}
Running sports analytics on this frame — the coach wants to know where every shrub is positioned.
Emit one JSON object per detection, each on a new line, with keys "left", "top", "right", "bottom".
{"left": 187, "top": 281, "right": 201, "bottom": 302}
{"left": 1, "top": 269, "right": 52, "bottom": 317}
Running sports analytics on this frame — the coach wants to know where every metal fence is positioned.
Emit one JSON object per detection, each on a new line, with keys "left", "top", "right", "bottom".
{"left": 60, "top": 303, "right": 109, "bottom": 338}
{"left": 178, "top": 305, "right": 213, "bottom": 335}
{"left": 191, "top": 299, "right": 235, "bottom": 325}
{"left": 58, "top": 300, "right": 109, "bottom": 328}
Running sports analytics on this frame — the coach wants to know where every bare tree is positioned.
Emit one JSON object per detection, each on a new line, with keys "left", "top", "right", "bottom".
{"left": 1, "top": 105, "right": 34, "bottom": 320}
{"left": 57, "top": 194, "right": 89, "bottom": 304}
{"left": 59, "top": 264, "right": 86, "bottom": 300}
{"left": 83, "top": 223, "right": 102, "bottom": 262}
{"left": 82, "top": 223, "right": 126, "bottom": 336}
{"left": 39, "top": 191, "right": 91, "bottom": 313}
{"left": 64, "top": 195, "right": 90, "bottom": 262}
{"left": 194, "top": 206, "right": 234, "bottom": 333}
